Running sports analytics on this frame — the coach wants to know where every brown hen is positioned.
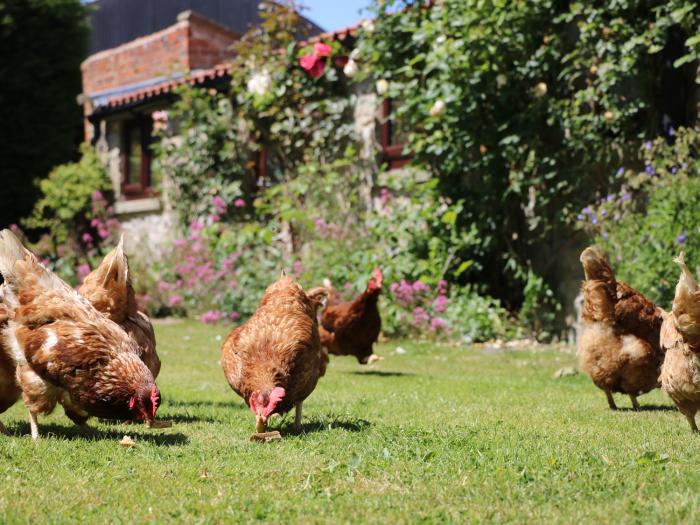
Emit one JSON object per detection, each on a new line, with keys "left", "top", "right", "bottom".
{"left": 578, "top": 246, "right": 665, "bottom": 410}
{"left": 79, "top": 237, "right": 160, "bottom": 378}
{"left": 0, "top": 230, "right": 161, "bottom": 439}
{"left": 221, "top": 274, "right": 328, "bottom": 434}
{"left": 318, "top": 268, "right": 382, "bottom": 364}
{"left": 660, "top": 252, "right": 700, "bottom": 432}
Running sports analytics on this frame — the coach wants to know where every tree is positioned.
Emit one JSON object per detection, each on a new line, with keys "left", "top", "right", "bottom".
{"left": 0, "top": 0, "right": 89, "bottom": 230}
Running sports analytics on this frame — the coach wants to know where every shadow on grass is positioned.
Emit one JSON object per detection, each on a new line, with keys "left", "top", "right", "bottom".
{"left": 345, "top": 370, "right": 414, "bottom": 377}
{"left": 166, "top": 399, "right": 245, "bottom": 410}
{"left": 616, "top": 404, "right": 677, "bottom": 412}
{"left": 277, "top": 416, "right": 371, "bottom": 436}
{"left": 8, "top": 422, "right": 189, "bottom": 446}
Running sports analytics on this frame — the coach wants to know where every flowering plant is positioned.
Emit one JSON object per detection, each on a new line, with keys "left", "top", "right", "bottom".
{"left": 579, "top": 127, "right": 700, "bottom": 305}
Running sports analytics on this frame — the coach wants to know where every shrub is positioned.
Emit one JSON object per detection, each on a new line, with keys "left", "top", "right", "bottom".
{"left": 579, "top": 127, "right": 700, "bottom": 307}
{"left": 358, "top": 0, "right": 700, "bottom": 312}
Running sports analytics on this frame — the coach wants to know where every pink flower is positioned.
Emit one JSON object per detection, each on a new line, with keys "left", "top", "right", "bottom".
{"left": 437, "top": 280, "right": 448, "bottom": 295}
{"left": 412, "top": 307, "right": 430, "bottom": 325}
{"left": 314, "top": 42, "right": 333, "bottom": 57}
{"left": 91, "top": 191, "right": 105, "bottom": 203}
{"left": 77, "top": 263, "right": 91, "bottom": 281}
{"left": 293, "top": 261, "right": 304, "bottom": 274}
{"left": 234, "top": 198, "right": 246, "bottom": 208}
{"left": 299, "top": 54, "right": 326, "bottom": 78}
{"left": 412, "top": 281, "right": 430, "bottom": 294}
{"left": 433, "top": 295, "right": 448, "bottom": 313}
{"left": 201, "top": 310, "right": 222, "bottom": 324}
{"left": 430, "top": 317, "right": 449, "bottom": 332}
{"left": 190, "top": 219, "right": 204, "bottom": 233}
{"left": 168, "top": 295, "right": 183, "bottom": 308}
{"left": 229, "top": 311, "right": 241, "bottom": 322}
{"left": 81, "top": 232, "right": 93, "bottom": 244}
{"left": 212, "top": 195, "right": 227, "bottom": 214}
{"left": 157, "top": 281, "right": 172, "bottom": 292}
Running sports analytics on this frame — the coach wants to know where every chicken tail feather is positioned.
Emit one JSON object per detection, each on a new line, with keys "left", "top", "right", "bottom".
{"left": 0, "top": 229, "right": 67, "bottom": 294}
{"left": 672, "top": 251, "right": 700, "bottom": 346}
{"left": 579, "top": 246, "right": 616, "bottom": 323}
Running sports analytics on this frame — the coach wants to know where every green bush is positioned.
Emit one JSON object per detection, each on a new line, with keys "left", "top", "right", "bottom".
{"left": 358, "top": 0, "right": 700, "bottom": 311}
{"left": 579, "top": 127, "right": 700, "bottom": 307}
{"left": 0, "top": 0, "right": 89, "bottom": 228}
{"left": 24, "top": 144, "right": 112, "bottom": 246}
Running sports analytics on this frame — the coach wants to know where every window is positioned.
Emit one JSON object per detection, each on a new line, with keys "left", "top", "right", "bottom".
{"left": 380, "top": 98, "right": 411, "bottom": 169}
{"left": 121, "top": 115, "right": 155, "bottom": 198}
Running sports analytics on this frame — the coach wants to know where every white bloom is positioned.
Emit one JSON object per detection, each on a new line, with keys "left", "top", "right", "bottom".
{"left": 247, "top": 70, "right": 272, "bottom": 96}
{"left": 496, "top": 74, "right": 507, "bottom": 87}
{"left": 343, "top": 59, "right": 359, "bottom": 77}
{"left": 435, "top": 35, "right": 446, "bottom": 46}
{"left": 430, "top": 99, "right": 446, "bottom": 117}
{"left": 361, "top": 19, "right": 375, "bottom": 33}
{"left": 376, "top": 79, "right": 389, "bottom": 95}
{"left": 350, "top": 48, "right": 361, "bottom": 61}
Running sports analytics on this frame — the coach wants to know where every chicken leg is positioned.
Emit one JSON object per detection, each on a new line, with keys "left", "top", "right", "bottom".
{"left": 683, "top": 411, "right": 698, "bottom": 433}
{"left": 294, "top": 402, "right": 303, "bottom": 430}
{"left": 29, "top": 410, "right": 39, "bottom": 440}
{"left": 629, "top": 395, "right": 640, "bottom": 410}
{"left": 605, "top": 391, "right": 617, "bottom": 410}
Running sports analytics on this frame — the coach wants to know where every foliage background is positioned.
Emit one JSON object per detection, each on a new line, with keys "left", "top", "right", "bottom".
{"left": 0, "top": 0, "right": 89, "bottom": 229}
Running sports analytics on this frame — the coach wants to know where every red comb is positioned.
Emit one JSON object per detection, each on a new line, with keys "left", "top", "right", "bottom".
{"left": 150, "top": 385, "right": 160, "bottom": 418}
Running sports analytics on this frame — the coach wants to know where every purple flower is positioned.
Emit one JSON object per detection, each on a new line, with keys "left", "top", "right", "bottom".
{"left": 234, "top": 198, "right": 246, "bottom": 208}
{"left": 591, "top": 217, "right": 598, "bottom": 225}
{"left": 602, "top": 231, "right": 609, "bottom": 240}
{"left": 622, "top": 192, "right": 632, "bottom": 202}
{"left": 168, "top": 295, "right": 183, "bottom": 307}
{"left": 600, "top": 209, "right": 607, "bottom": 216}
{"left": 616, "top": 167, "right": 625, "bottom": 177}
{"left": 605, "top": 194, "right": 614, "bottom": 203}
{"left": 677, "top": 232, "right": 687, "bottom": 245}
{"left": 671, "top": 166, "right": 678, "bottom": 174}
{"left": 645, "top": 163, "right": 656, "bottom": 175}
{"left": 201, "top": 310, "right": 222, "bottom": 324}
{"left": 577, "top": 214, "right": 585, "bottom": 221}
{"left": 669, "top": 126, "right": 675, "bottom": 136}
{"left": 644, "top": 141, "right": 652, "bottom": 151}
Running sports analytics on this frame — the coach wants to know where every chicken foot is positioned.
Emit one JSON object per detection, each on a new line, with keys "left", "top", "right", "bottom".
{"left": 605, "top": 391, "right": 617, "bottom": 410}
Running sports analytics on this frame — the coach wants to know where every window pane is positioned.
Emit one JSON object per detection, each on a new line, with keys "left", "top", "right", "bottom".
{"left": 127, "top": 125, "right": 141, "bottom": 185}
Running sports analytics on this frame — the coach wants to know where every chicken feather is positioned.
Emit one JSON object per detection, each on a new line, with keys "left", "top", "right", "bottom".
{"left": 0, "top": 230, "right": 160, "bottom": 439}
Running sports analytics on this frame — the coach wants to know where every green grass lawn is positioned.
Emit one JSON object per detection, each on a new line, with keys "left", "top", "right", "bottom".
{"left": 1, "top": 320, "right": 699, "bottom": 523}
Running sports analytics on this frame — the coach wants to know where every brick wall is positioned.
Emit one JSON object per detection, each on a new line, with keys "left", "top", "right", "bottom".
{"left": 82, "top": 11, "right": 238, "bottom": 96}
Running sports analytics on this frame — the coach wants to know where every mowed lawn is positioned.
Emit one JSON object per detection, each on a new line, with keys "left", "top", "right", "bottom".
{"left": 1, "top": 320, "right": 699, "bottom": 523}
